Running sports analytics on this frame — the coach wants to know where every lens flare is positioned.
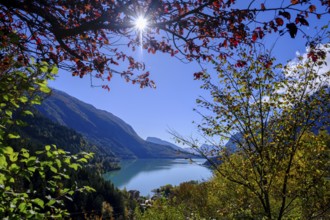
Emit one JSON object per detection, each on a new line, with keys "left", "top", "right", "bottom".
{"left": 134, "top": 16, "right": 148, "bottom": 31}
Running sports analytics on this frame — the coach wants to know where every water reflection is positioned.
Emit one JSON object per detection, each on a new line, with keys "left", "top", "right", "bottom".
{"left": 103, "top": 159, "right": 212, "bottom": 196}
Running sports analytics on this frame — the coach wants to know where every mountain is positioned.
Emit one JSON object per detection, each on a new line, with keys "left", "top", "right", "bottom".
{"left": 37, "top": 89, "right": 190, "bottom": 159}
{"left": 146, "top": 137, "right": 184, "bottom": 151}
{"left": 10, "top": 111, "right": 120, "bottom": 172}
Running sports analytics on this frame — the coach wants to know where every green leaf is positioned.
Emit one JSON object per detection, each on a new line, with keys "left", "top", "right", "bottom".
{"left": 69, "top": 163, "right": 79, "bottom": 171}
{"left": 50, "top": 166, "right": 58, "bottom": 173}
{"left": 5, "top": 110, "right": 12, "bottom": 117}
{"left": 26, "top": 156, "right": 37, "bottom": 166}
{"left": 83, "top": 186, "right": 96, "bottom": 192}
{"left": 18, "top": 96, "right": 28, "bottom": 103}
{"left": 3, "top": 94, "right": 9, "bottom": 101}
{"left": 68, "top": 190, "right": 75, "bottom": 196}
{"left": 31, "top": 98, "right": 41, "bottom": 105}
{"left": 40, "top": 65, "right": 48, "bottom": 73}
{"left": 0, "top": 173, "right": 7, "bottom": 184}
{"left": 46, "top": 199, "right": 56, "bottom": 207}
{"left": 22, "top": 110, "right": 34, "bottom": 116}
{"left": 0, "top": 154, "right": 7, "bottom": 168}
{"left": 274, "top": 63, "right": 283, "bottom": 69}
{"left": 18, "top": 202, "right": 27, "bottom": 213}
{"left": 39, "top": 85, "right": 51, "bottom": 94}
{"left": 4, "top": 146, "right": 14, "bottom": 154}
{"left": 10, "top": 100, "right": 19, "bottom": 108}
{"left": 9, "top": 152, "right": 18, "bottom": 162}
{"left": 8, "top": 133, "right": 20, "bottom": 139}
{"left": 63, "top": 157, "right": 71, "bottom": 164}
{"left": 28, "top": 167, "right": 36, "bottom": 172}
{"left": 36, "top": 81, "right": 51, "bottom": 94}
{"left": 9, "top": 163, "right": 20, "bottom": 172}
{"left": 33, "top": 198, "right": 44, "bottom": 208}
{"left": 50, "top": 66, "right": 59, "bottom": 74}
{"left": 45, "top": 145, "right": 51, "bottom": 151}
{"left": 52, "top": 175, "right": 61, "bottom": 180}
{"left": 77, "top": 158, "right": 88, "bottom": 163}
{"left": 21, "top": 149, "right": 30, "bottom": 158}
{"left": 55, "top": 159, "right": 61, "bottom": 168}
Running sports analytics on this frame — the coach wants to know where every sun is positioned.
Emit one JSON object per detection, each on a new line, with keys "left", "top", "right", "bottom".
{"left": 134, "top": 16, "right": 148, "bottom": 31}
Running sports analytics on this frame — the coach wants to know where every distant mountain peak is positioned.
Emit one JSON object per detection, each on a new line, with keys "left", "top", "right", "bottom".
{"left": 146, "top": 137, "right": 183, "bottom": 151}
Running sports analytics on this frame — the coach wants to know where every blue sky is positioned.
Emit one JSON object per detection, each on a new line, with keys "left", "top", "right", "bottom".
{"left": 49, "top": 3, "right": 329, "bottom": 147}
{"left": 49, "top": 50, "right": 206, "bottom": 146}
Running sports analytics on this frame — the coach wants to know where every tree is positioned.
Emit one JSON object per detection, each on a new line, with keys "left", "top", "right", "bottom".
{"left": 0, "top": 55, "right": 95, "bottom": 219}
{"left": 1, "top": 1, "right": 329, "bottom": 89}
{"left": 1, "top": 1, "right": 330, "bottom": 218}
{"left": 175, "top": 43, "right": 329, "bottom": 219}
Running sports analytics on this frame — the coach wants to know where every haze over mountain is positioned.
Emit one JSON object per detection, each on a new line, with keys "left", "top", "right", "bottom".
{"left": 146, "top": 137, "right": 184, "bottom": 151}
{"left": 37, "top": 89, "right": 190, "bottom": 159}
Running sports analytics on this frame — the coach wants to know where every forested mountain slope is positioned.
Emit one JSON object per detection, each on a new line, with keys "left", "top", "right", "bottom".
{"left": 37, "top": 89, "right": 190, "bottom": 159}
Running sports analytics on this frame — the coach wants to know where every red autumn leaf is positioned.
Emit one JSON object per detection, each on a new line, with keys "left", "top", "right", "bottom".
{"left": 235, "top": 60, "right": 247, "bottom": 68}
{"left": 194, "top": 72, "right": 204, "bottom": 80}
{"left": 291, "top": 0, "right": 299, "bottom": 5}
{"left": 170, "top": 50, "right": 178, "bottom": 56}
{"left": 309, "top": 5, "right": 316, "bottom": 12}
{"left": 264, "top": 60, "right": 273, "bottom": 69}
{"left": 307, "top": 52, "right": 318, "bottom": 62}
{"left": 275, "top": 18, "right": 284, "bottom": 26}
{"left": 33, "top": 37, "right": 42, "bottom": 45}
{"left": 223, "top": 39, "right": 228, "bottom": 47}
{"left": 296, "top": 15, "right": 309, "bottom": 26}
{"left": 252, "top": 28, "right": 265, "bottom": 41}
{"left": 213, "top": 1, "right": 221, "bottom": 8}
{"left": 1, "top": 0, "right": 329, "bottom": 91}
{"left": 261, "top": 3, "right": 266, "bottom": 10}
{"left": 101, "top": 85, "right": 110, "bottom": 91}
{"left": 279, "top": 11, "right": 291, "bottom": 20}
{"left": 269, "top": 20, "right": 275, "bottom": 28}
{"left": 300, "top": 18, "right": 309, "bottom": 26}
{"left": 84, "top": 4, "right": 91, "bottom": 11}
{"left": 286, "top": 23, "right": 298, "bottom": 38}
{"left": 229, "top": 38, "right": 239, "bottom": 47}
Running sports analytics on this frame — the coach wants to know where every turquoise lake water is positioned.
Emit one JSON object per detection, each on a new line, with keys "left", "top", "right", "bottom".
{"left": 103, "top": 158, "right": 213, "bottom": 196}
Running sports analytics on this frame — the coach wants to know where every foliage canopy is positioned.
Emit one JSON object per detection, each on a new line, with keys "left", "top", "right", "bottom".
{"left": 1, "top": 0, "right": 329, "bottom": 89}
{"left": 172, "top": 43, "right": 330, "bottom": 219}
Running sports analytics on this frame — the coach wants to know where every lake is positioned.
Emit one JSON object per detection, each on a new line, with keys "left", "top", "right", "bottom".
{"left": 103, "top": 158, "right": 213, "bottom": 196}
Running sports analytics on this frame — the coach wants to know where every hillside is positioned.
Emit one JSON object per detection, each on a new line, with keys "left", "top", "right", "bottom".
{"left": 37, "top": 89, "right": 190, "bottom": 159}
{"left": 10, "top": 111, "right": 120, "bottom": 172}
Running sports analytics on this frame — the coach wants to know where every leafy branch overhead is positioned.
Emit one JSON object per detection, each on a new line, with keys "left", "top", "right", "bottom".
{"left": 1, "top": 0, "right": 329, "bottom": 89}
